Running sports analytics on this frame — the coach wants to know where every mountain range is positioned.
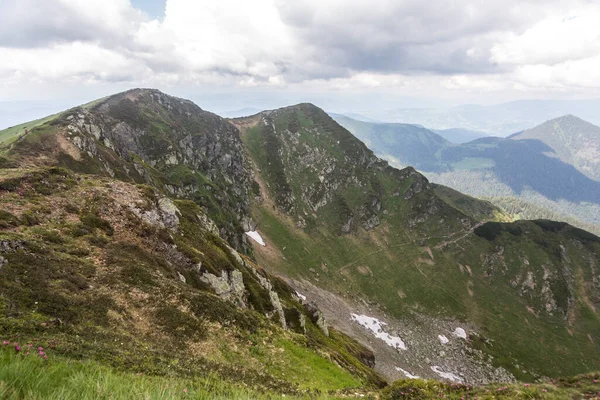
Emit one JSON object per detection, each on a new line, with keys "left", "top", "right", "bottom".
{"left": 1, "top": 89, "right": 599, "bottom": 397}
{"left": 362, "top": 99, "right": 600, "bottom": 136}
{"left": 333, "top": 113, "right": 600, "bottom": 236}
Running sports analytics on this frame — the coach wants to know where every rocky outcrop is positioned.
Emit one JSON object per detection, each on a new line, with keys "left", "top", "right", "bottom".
{"left": 305, "top": 302, "right": 329, "bottom": 336}
{"left": 200, "top": 269, "right": 246, "bottom": 308}
{"left": 61, "top": 89, "right": 256, "bottom": 251}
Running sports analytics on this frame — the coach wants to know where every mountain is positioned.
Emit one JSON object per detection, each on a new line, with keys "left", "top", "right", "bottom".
{"left": 367, "top": 99, "right": 600, "bottom": 136}
{"left": 432, "top": 128, "right": 489, "bottom": 144}
{"left": 330, "top": 114, "right": 450, "bottom": 172}
{"left": 1, "top": 90, "right": 600, "bottom": 395}
{"left": 233, "top": 104, "right": 600, "bottom": 382}
{"left": 334, "top": 114, "right": 600, "bottom": 234}
{"left": 511, "top": 114, "right": 600, "bottom": 181}
{"left": 0, "top": 90, "right": 385, "bottom": 395}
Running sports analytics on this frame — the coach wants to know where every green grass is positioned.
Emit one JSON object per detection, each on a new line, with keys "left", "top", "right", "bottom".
{"left": 256, "top": 337, "right": 362, "bottom": 391}
{"left": 0, "top": 114, "right": 59, "bottom": 145}
{"left": 0, "top": 347, "right": 344, "bottom": 400}
{"left": 381, "top": 374, "right": 600, "bottom": 399}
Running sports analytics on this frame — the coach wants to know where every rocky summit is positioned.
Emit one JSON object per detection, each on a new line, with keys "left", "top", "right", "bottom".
{"left": 0, "top": 89, "right": 599, "bottom": 398}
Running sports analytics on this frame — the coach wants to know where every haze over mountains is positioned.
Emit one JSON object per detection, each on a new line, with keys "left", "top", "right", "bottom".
{"left": 1, "top": 90, "right": 599, "bottom": 398}
{"left": 333, "top": 113, "right": 600, "bottom": 235}
{"left": 350, "top": 99, "right": 600, "bottom": 137}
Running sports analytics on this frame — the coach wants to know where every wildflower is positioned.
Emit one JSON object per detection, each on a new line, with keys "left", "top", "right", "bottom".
{"left": 38, "top": 351, "right": 45, "bottom": 356}
{"left": 183, "top": 388, "right": 187, "bottom": 394}
{"left": 594, "top": 379, "right": 598, "bottom": 383}
{"left": 2, "top": 341, "right": 9, "bottom": 346}
{"left": 43, "top": 355, "right": 48, "bottom": 360}
{"left": 37, "top": 346, "right": 43, "bottom": 352}
{"left": 524, "top": 383, "right": 530, "bottom": 387}
{"left": 14, "top": 345, "right": 21, "bottom": 353}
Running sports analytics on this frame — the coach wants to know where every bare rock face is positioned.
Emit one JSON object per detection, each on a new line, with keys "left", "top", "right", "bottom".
{"left": 61, "top": 89, "right": 256, "bottom": 251}
{"left": 251, "top": 268, "right": 287, "bottom": 329}
{"left": 305, "top": 302, "right": 329, "bottom": 337}
{"left": 200, "top": 269, "right": 246, "bottom": 308}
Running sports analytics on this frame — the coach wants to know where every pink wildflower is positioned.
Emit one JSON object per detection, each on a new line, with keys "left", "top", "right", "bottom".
{"left": 183, "top": 388, "right": 188, "bottom": 394}
{"left": 14, "top": 345, "right": 21, "bottom": 353}
{"left": 37, "top": 346, "right": 43, "bottom": 351}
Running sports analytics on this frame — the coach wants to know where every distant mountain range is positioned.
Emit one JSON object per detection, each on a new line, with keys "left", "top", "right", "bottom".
{"left": 359, "top": 99, "right": 600, "bottom": 136}
{"left": 333, "top": 113, "right": 600, "bottom": 234}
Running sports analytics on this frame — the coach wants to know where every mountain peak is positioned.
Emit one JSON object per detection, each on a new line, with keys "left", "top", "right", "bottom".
{"left": 511, "top": 113, "right": 600, "bottom": 181}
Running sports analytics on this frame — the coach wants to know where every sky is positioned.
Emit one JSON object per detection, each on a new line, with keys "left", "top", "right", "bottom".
{"left": 1, "top": 0, "right": 600, "bottom": 121}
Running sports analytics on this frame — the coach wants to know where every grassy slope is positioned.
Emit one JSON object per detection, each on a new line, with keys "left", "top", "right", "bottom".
{"left": 0, "top": 166, "right": 379, "bottom": 395}
{"left": 2, "top": 347, "right": 599, "bottom": 400}
{"left": 239, "top": 105, "right": 600, "bottom": 380}
{"left": 0, "top": 114, "right": 58, "bottom": 145}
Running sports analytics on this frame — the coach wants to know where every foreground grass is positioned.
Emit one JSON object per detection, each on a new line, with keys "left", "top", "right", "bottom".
{"left": 381, "top": 375, "right": 600, "bottom": 399}
{"left": 0, "top": 347, "right": 352, "bottom": 400}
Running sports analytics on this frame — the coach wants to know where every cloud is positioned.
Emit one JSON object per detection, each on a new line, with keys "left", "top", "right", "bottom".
{"left": 0, "top": 0, "right": 144, "bottom": 48}
{"left": 0, "top": 0, "right": 599, "bottom": 97}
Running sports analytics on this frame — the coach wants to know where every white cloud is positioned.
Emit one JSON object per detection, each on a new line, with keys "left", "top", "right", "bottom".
{"left": 0, "top": 0, "right": 600, "bottom": 99}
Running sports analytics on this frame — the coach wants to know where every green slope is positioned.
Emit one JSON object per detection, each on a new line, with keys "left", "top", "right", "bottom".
{"left": 0, "top": 91, "right": 386, "bottom": 395}
{"left": 236, "top": 105, "right": 600, "bottom": 379}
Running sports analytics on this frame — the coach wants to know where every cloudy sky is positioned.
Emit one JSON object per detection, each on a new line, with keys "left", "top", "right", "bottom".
{"left": 1, "top": 0, "right": 600, "bottom": 120}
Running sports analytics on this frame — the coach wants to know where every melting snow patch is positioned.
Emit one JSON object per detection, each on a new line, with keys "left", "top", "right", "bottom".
{"left": 295, "top": 291, "right": 307, "bottom": 301}
{"left": 245, "top": 231, "right": 266, "bottom": 246}
{"left": 438, "top": 335, "right": 449, "bottom": 344}
{"left": 396, "top": 367, "right": 419, "bottom": 379}
{"left": 431, "top": 366, "right": 464, "bottom": 383}
{"left": 452, "top": 327, "right": 467, "bottom": 339}
{"left": 350, "top": 314, "right": 407, "bottom": 350}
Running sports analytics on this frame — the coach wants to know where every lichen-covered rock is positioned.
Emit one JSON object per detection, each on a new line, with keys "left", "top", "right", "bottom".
{"left": 158, "top": 197, "right": 180, "bottom": 230}
{"left": 305, "top": 302, "right": 329, "bottom": 336}
{"left": 199, "top": 270, "right": 246, "bottom": 308}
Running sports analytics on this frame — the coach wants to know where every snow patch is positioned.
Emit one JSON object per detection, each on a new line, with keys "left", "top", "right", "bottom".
{"left": 295, "top": 291, "right": 307, "bottom": 301}
{"left": 350, "top": 314, "right": 407, "bottom": 350}
{"left": 395, "top": 367, "right": 419, "bottom": 379}
{"left": 245, "top": 231, "right": 265, "bottom": 246}
{"left": 438, "top": 335, "right": 449, "bottom": 344}
{"left": 452, "top": 327, "right": 467, "bottom": 339}
{"left": 431, "top": 366, "right": 464, "bottom": 383}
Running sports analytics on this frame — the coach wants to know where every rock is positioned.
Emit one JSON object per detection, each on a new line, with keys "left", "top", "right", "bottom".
{"left": 250, "top": 269, "right": 287, "bottom": 329}
{"left": 177, "top": 271, "right": 187, "bottom": 284}
{"left": 199, "top": 270, "right": 246, "bottom": 308}
{"left": 157, "top": 197, "right": 180, "bottom": 230}
{"left": 305, "top": 302, "right": 329, "bottom": 336}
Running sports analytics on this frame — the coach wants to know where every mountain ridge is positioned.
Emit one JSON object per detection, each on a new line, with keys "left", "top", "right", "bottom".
{"left": 1, "top": 89, "right": 599, "bottom": 390}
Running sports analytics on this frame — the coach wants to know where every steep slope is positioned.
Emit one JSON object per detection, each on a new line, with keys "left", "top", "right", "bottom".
{"left": 1, "top": 89, "right": 256, "bottom": 251}
{"left": 330, "top": 114, "right": 449, "bottom": 172}
{"left": 234, "top": 104, "right": 600, "bottom": 383}
{"left": 0, "top": 90, "right": 387, "bottom": 394}
{"left": 511, "top": 114, "right": 600, "bottom": 181}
